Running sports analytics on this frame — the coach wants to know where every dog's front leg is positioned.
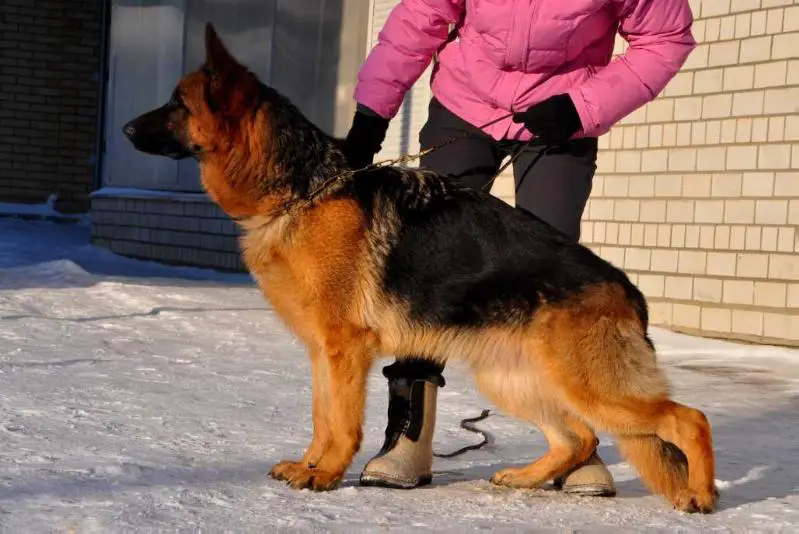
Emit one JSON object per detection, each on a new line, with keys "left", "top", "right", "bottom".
{"left": 271, "top": 325, "right": 375, "bottom": 491}
{"left": 270, "top": 344, "right": 331, "bottom": 481}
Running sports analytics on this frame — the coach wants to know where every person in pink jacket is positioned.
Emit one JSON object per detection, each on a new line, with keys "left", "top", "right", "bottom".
{"left": 342, "top": 0, "right": 696, "bottom": 494}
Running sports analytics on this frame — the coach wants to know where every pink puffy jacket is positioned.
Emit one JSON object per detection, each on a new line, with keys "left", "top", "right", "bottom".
{"left": 354, "top": 0, "right": 696, "bottom": 141}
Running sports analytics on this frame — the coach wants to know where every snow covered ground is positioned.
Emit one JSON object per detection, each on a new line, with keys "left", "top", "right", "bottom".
{"left": 1, "top": 216, "right": 798, "bottom": 532}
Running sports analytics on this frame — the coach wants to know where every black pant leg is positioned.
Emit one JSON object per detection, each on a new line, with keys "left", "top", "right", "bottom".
{"left": 511, "top": 138, "right": 598, "bottom": 241}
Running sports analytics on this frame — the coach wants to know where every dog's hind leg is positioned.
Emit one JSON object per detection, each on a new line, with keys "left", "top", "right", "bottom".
{"left": 490, "top": 413, "right": 597, "bottom": 489}
{"left": 541, "top": 318, "right": 717, "bottom": 512}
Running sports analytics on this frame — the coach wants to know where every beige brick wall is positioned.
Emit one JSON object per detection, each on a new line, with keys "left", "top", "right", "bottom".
{"left": 581, "top": 0, "right": 799, "bottom": 346}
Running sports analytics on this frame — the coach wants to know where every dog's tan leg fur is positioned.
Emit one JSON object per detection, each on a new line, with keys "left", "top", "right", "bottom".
{"left": 490, "top": 415, "right": 597, "bottom": 489}
{"left": 271, "top": 324, "right": 376, "bottom": 490}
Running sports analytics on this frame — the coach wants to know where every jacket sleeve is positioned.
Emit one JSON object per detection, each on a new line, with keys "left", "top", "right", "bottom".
{"left": 567, "top": 0, "right": 697, "bottom": 138}
{"left": 354, "top": 0, "right": 465, "bottom": 120}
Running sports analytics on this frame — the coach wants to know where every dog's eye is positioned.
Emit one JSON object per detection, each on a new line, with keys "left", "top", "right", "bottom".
{"left": 169, "top": 91, "right": 189, "bottom": 113}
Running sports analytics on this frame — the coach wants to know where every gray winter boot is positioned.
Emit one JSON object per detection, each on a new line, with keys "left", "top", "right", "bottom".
{"left": 552, "top": 439, "right": 616, "bottom": 496}
{"left": 360, "top": 372, "right": 443, "bottom": 489}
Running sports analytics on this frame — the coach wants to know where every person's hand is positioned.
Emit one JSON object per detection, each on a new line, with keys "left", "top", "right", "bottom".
{"left": 512, "top": 94, "right": 582, "bottom": 144}
{"left": 342, "top": 105, "right": 390, "bottom": 169}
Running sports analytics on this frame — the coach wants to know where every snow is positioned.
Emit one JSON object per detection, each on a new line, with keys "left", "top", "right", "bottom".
{"left": 0, "top": 196, "right": 84, "bottom": 221}
{"left": 1, "top": 216, "right": 798, "bottom": 531}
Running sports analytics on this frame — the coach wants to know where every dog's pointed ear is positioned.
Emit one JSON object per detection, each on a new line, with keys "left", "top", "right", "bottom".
{"left": 204, "top": 22, "right": 242, "bottom": 74}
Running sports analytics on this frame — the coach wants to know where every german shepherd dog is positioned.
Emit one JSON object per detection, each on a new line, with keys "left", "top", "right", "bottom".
{"left": 123, "top": 23, "right": 718, "bottom": 513}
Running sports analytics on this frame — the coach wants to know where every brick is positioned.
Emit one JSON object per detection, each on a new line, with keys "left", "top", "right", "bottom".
{"left": 731, "top": 90, "right": 765, "bottom": 116}
{"left": 694, "top": 278, "right": 723, "bottom": 303}
{"left": 664, "top": 71, "right": 694, "bottom": 97}
{"left": 763, "top": 314, "right": 799, "bottom": 341}
{"left": 720, "top": 14, "right": 737, "bottom": 39}
{"left": 787, "top": 116, "right": 799, "bottom": 141}
{"left": 772, "top": 32, "right": 799, "bottom": 59}
{"left": 639, "top": 200, "right": 667, "bottom": 222}
{"left": 755, "top": 199, "right": 789, "bottom": 224}
{"left": 663, "top": 124, "right": 678, "bottom": 146}
{"left": 735, "top": 13, "right": 752, "bottom": 38}
{"left": 684, "top": 44, "right": 709, "bottom": 70}
{"left": 702, "top": 307, "right": 732, "bottom": 333}
{"left": 616, "top": 152, "right": 642, "bottom": 173}
{"left": 766, "top": 7, "right": 785, "bottom": 33}
{"left": 706, "top": 121, "right": 722, "bottom": 144}
{"left": 684, "top": 174, "right": 712, "bottom": 197}
{"left": 674, "top": 96, "right": 703, "bottom": 121}
{"left": 736, "top": 118, "right": 753, "bottom": 143}
{"left": 715, "top": 225, "right": 732, "bottom": 249}
{"left": 646, "top": 99, "right": 674, "bottom": 122}
{"left": 709, "top": 42, "right": 740, "bottom": 68}
{"left": 742, "top": 172, "right": 775, "bottom": 196}
{"left": 763, "top": 87, "right": 799, "bottom": 114}
{"left": 789, "top": 284, "right": 799, "bottom": 307}
{"left": 650, "top": 302, "right": 673, "bottom": 325}
{"left": 745, "top": 227, "right": 763, "bottom": 250}
{"left": 758, "top": 144, "right": 792, "bottom": 169}
{"left": 693, "top": 69, "right": 724, "bottom": 94}
{"left": 684, "top": 225, "right": 700, "bottom": 248}
{"left": 614, "top": 199, "right": 640, "bottom": 222}
{"left": 726, "top": 146, "right": 758, "bottom": 170}
{"left": 631, "top": 225, "right": 645, "bottom": 246}
{"left": 638, "top": 274, "right": 665, "bottom": 298}
{"left": 762, "top": 227, "right": 779, "bottom": 251}
{"left": 721, "top": 119, "right": 737, "bottom": 143}
{"left": 724, "top": 280, "right": 755, "bottom": 305}
{"left": 774, "top": 172, "right": 799, "bottom": 195}
{"left": 677, "top": 123, "right": 692, "bottom": 146}
{"left": 770, "top": 253, "right": 799, "bottom": 280}
{"left": 724, "top": 199, "right": 756, "bottom": 223}
{"left": 736, "top": 253, "right": 770, "bottom": 278}
{"left": 667, "top": 200, "right": 695, "bottom": 223}
{"left": 752, "top": 117, "right": 769, "bottom": 142}
{"left": 768, "top": 117, "right": 786, "bottom": 142}
{"left": 625, "top": 248, "right": 651, "bottom": 270}
{"left": 665, "top": 276, "right": 693, "bottom": 300}
{"left": 732, "top": 310, "right": 763, "bottom": 336}
{"left": 702, "top": 94, "right": 733, "bottom": 119}
{"left": 755, "top": 61, "right": 788, "bottom": 88}
{"left": 739, "top": 36, "right": 772, "bottom": 63}
{"left": 657, "top": 225, "right": 671, "bottom": 247}
{"left": 702, "top": 0, "right": 732, "bottom": 17}
{"left": 668, "top": 149, "right": 697, "bottom": 172}
{"left": 679, "top": 250, "right": 707, "bottom": 275}
{"left": 650, "top": 125, "right": 664, "bottom": 146}
{"left": 635, "top": 126, "right": 649, "bottom": 148}
{"left": 672, "top": 304, "right": 701, "bottom": 329}
{"left": 778, "top": 227, "right": 795, "bottom": 253}
{"left": 652, "top": 249, "right": 679, "bottom": 272}
{"left": 629, "top": 175, "right": 655, "bottom": 197}
{"left": 695, "top": 200, "right": 725, "bottom": 223}
{"left": 731, "top": 0, "right": 762, "bottom": 12}
{"left": 623, "top": 127, "right": 637, "bottom": 149}
{"left": 695, "top": 148, "right": 726, "bottom": 175}
{"left": 692, "top": 122, "right": 707, "bottom": 145}
{"left": 643, "top": 224, "right": 659, "bottom": 247}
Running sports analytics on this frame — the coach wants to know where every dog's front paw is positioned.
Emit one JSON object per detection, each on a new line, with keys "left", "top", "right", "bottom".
{"left": 269, "top": 460, "right": 305, "bottom": 482}
{"left": 673, "top": 487, "right": 718, "bottom": 514}
{"left": 270, "top": 460, "right": 342, "bottom": 491}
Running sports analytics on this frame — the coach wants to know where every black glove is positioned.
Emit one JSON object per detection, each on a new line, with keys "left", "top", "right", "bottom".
{"left": 512, "top": 94, "right": 582, "bottom": 144}
{"left": 342, "top": 105, "right": 390, "bottom": 169}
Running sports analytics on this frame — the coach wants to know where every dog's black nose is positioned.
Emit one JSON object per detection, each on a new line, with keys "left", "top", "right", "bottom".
{"left": 122, "top": 123, "right": 136, "bottom": 139}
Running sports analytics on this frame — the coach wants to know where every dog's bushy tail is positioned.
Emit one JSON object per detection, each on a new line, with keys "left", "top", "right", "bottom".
{"left": 616, "top": 435, "right": 688, "bottom": 500}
